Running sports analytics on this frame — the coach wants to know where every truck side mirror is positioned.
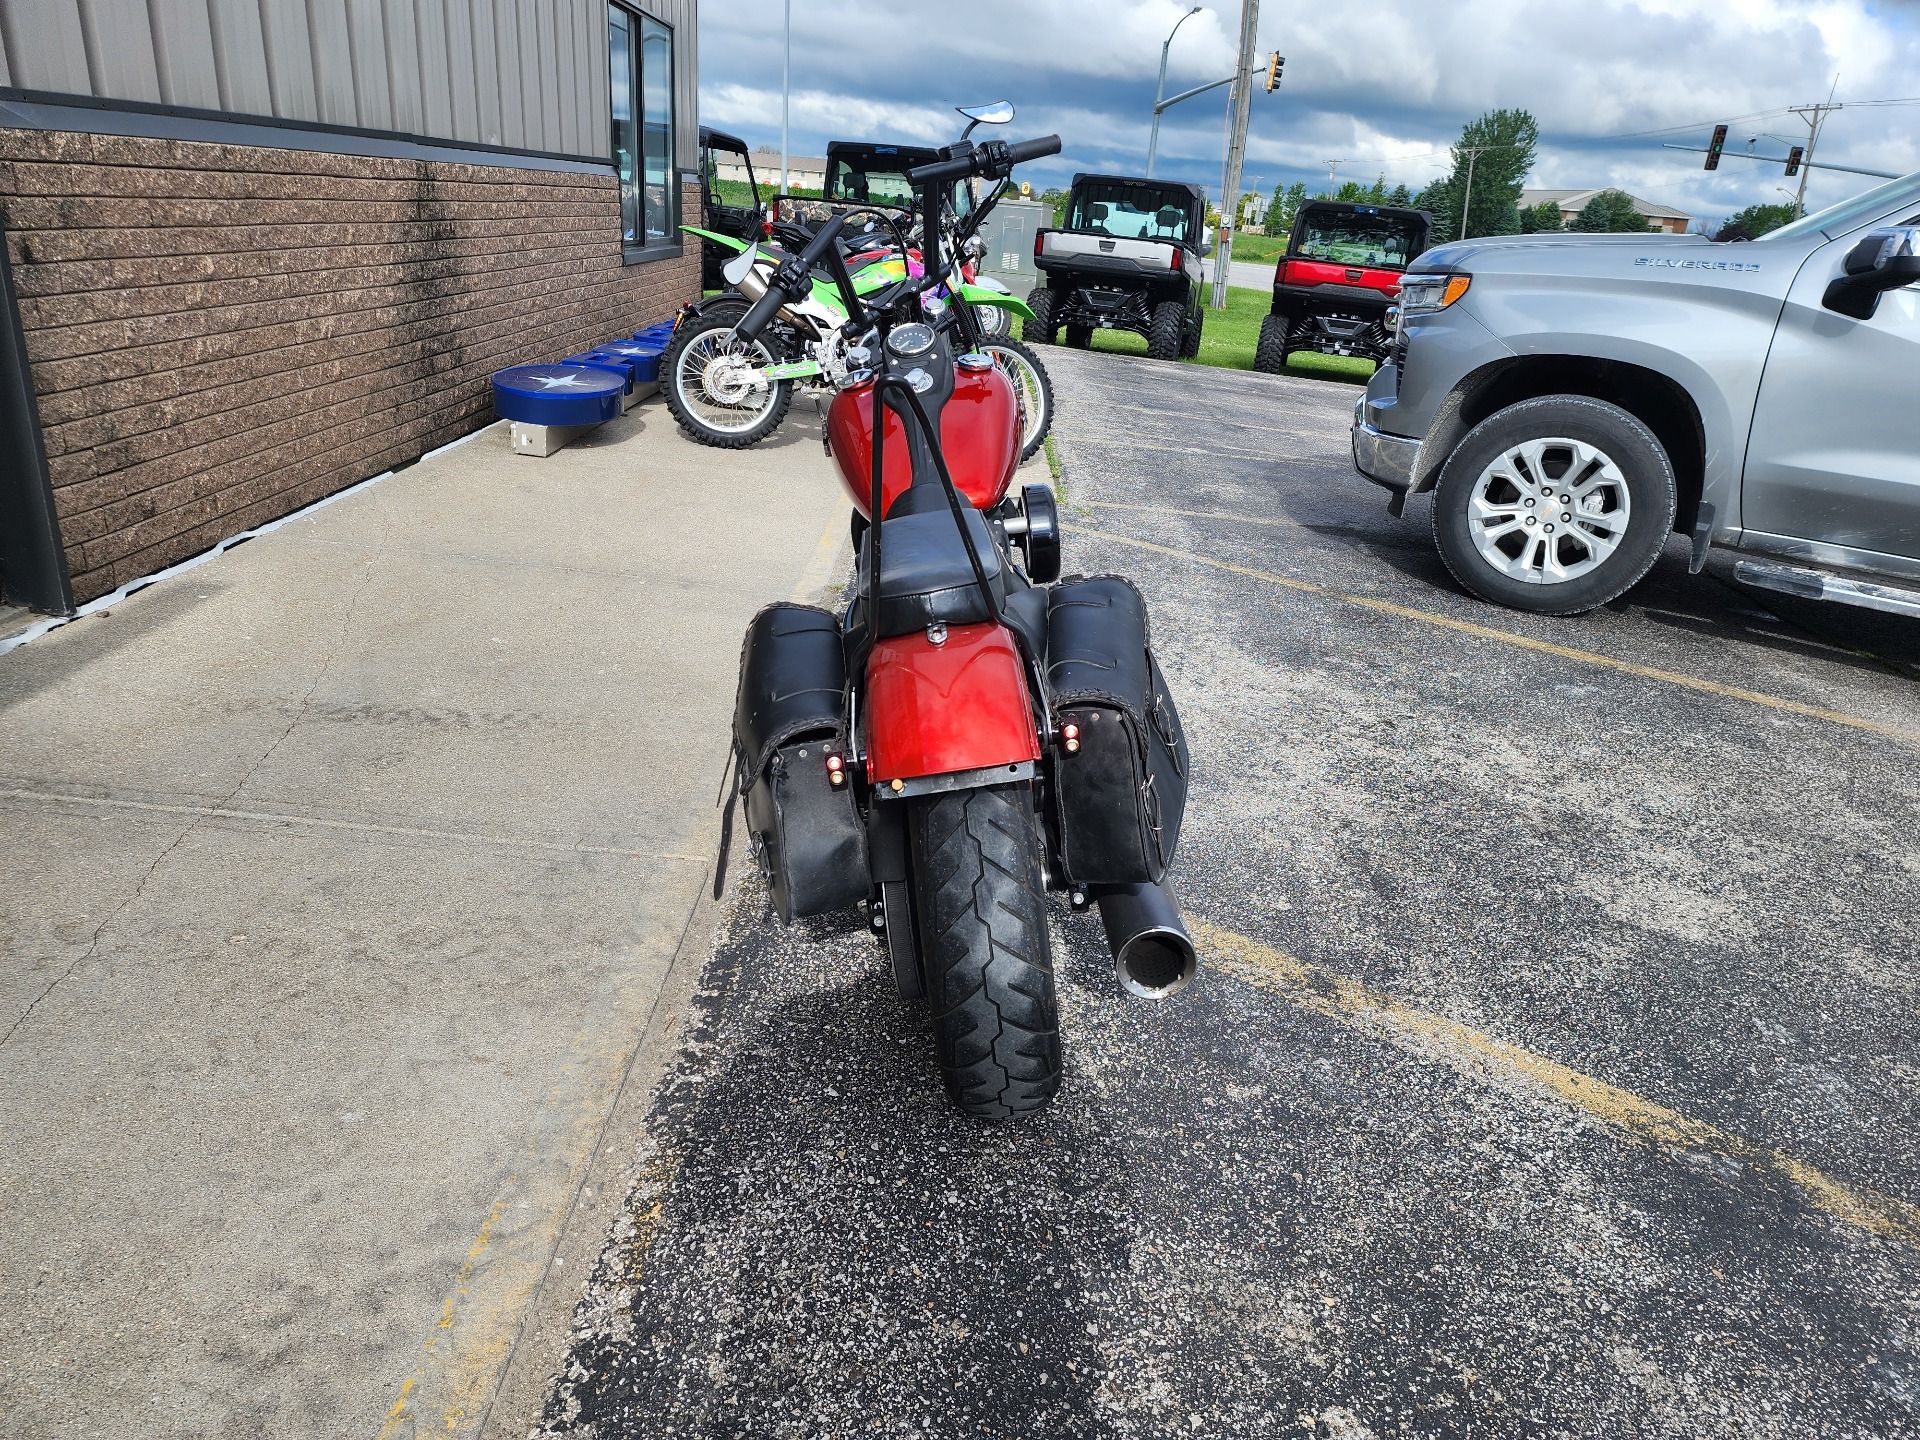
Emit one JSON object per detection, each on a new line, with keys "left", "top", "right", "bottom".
{"left": 1822, "top": 226, "right": 1920, "bottom": 320}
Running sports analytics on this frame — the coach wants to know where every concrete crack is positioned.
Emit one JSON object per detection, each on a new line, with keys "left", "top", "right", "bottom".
{"left": 0, "top": 560, "right": 377, "bottom": 1052}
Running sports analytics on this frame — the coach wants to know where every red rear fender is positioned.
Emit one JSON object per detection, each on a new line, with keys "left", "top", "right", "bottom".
{"left": 864, "top": 624, "right": 1041, "bottom": 783}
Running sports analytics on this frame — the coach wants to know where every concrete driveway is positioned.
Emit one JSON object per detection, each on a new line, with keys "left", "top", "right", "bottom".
{"left": 0, "top": 401, "right": 848, "bottom": 1439}
{"left": 535, "top": 350, "right": 1920, "bottom": 1439}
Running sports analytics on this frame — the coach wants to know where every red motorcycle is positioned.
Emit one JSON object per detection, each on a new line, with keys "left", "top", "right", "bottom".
{"left": 727, "top": 113, "right": 1194, "bottom": 1121}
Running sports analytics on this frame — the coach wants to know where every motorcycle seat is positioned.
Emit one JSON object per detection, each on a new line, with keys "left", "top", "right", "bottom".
{"left": 859, "top": 504, "right": 1007, "bottom": 639}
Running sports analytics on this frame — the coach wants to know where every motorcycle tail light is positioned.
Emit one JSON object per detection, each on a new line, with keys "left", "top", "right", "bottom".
{"left": 826, "top": 753, "right": 846, "bottom": 785}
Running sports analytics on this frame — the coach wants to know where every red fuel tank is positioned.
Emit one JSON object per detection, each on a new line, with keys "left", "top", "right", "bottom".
{"left": 827, "top": 364, "right": 1021, "bottom": 518}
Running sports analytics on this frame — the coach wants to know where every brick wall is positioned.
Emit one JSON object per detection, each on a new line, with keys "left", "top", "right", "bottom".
{"left": 0, "top": 128, "right": 701, "bottom": 603}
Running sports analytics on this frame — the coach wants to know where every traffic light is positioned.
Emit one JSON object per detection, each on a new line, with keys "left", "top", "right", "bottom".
{"left": 1264, "top": 53, "right": 1285, "bottom": 92}
{"left": 1784, "top": 145, "right": 1804, "bottom": 177}
{"left": 1704, "top": 124, "right": 1727, "bottom": 171}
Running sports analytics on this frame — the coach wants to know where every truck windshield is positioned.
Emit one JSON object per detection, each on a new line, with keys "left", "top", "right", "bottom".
{"left": 1294, "top": 212, "right": 1417, "bottom": 268}
{"left": 1762, "top": 171, "right": 1920, "bottom": 245}
{"left": 1068, "top": 184, "right": 1191, "bottom": 243}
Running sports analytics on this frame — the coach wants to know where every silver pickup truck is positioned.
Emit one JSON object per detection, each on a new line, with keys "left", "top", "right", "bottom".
{"left": 1351, "top": 172, "right": 1920, "bottom": 617}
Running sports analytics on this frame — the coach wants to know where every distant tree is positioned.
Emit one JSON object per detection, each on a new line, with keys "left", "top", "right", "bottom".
{"left": 1415, "top": 178, "right": 1455, "bottom": 243}
{"left": 1325, "top": 175, "right": 1393, "bottom": 205}
{"left": 1265, "top": 180, "right": 1308, "bottom": 236}
{"left": 1038, "top": 186, "right": 1070, "bottom": 225}
{"left": 1713, "top": 201, "right": 1796, "bottom": 241}
{"left": 1518, "top": 198, "right": 1565, "bottom": 234}
{"left": 1427, "top": 108, "right": 1539, "bottom": 242}
{"left": 1570, "top": 189, "right": 1652, "bottom": 233}
{"left": 1387, "top": 182, "right": 1412, "bottom": 207}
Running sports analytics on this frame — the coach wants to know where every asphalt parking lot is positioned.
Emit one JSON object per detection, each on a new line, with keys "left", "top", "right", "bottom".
{"left": 537, "top": 349, "right": 1920, "bottom": 1439}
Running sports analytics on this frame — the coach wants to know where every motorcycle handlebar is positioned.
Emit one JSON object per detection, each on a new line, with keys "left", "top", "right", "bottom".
{"left": 907, "top": 134, "right": 1062, "bottom": 185}
{"left": 735, "top": 213, "right": 849, "bottom": 343}
{"left": 1003, "top": 134, "right": 1063, "bottom": 166}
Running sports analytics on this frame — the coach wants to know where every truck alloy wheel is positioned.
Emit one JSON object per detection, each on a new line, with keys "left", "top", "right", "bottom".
{"left": 1466, "top": 438, "right": 1630, "bottom": 584}
{"left": 1431, "top": 395, "right": 1676, "bottom": 616}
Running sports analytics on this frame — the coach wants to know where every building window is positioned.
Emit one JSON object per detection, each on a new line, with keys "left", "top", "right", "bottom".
{"left": 609, "top": 5, "right": 675, "bottom": 255}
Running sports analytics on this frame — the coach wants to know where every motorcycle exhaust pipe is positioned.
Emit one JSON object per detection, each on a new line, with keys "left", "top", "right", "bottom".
{"left": 1095, "top": 880, "right": 1198, "bottom": 999}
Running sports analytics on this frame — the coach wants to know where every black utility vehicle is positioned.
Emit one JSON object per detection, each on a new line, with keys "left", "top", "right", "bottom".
{"left": 696, "top": 127, "right": 762, "bottom": 290}
{"left": 1027, "top": 174, "right": 1207, "bottom": 360}
{"left": 1254, "top": 200, "right": 1430, "bottom": 373}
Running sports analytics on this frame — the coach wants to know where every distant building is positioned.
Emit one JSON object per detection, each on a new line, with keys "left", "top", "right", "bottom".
{"left": 1521, "top": 188, "right": 1692, "bottom": 234}
{"left": 0, "top": 0, "right": 701, "bottom": 613}
{"left": 715, "top": 146, "right": 826, "bottom": 192}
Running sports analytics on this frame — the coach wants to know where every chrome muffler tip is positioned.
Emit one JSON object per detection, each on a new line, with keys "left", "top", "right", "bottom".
{"left": 1095, "top": 881, "right": 1198, "bottom": 999}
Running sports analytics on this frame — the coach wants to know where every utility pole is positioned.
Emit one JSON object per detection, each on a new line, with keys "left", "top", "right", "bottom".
{"left": 780, "top": 0, "right": 791, "bottom": 192}
{"left": 1324, "top": 158, "right": 1342, "bottom": 188}
{"left": 1459, "top": 146, "right": 1480, "bottom": 240}
{"left": 1788, "top": 77, "right": 1842, "bottom": 216}
{"left": 1209, "top": 0, "right": 1259, "bottom": 311}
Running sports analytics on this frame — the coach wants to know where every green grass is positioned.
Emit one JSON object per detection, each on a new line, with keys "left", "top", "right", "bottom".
{"left": 1032, "top": 285, "right": 1374, "bottom": 385}
{"left": 1220, "top": 232, "right": 1286, "bottom": 266}
{"left": 708, "top": 178, "right": 823, "bottom": 208}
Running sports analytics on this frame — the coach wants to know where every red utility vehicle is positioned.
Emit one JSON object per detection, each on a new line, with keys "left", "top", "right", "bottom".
{"left": 1254, "top": 200, "right": 1432, "bottom": 374}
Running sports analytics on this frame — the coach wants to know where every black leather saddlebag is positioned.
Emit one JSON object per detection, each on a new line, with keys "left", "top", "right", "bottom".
{"left": 732, "top": 603, "right": 868, "bottom": 922}
{"left": 1045, "top": 576, "right": 1189, "bottom": 886}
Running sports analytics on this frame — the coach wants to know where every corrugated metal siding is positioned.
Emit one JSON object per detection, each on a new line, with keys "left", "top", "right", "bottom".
{"left": 0, "top": 1, "right": 697, "bottom": 167}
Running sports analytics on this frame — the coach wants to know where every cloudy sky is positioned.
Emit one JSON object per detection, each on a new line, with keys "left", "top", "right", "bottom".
{"left": 697, "top": 0, "right": 1920, "bottom": 228}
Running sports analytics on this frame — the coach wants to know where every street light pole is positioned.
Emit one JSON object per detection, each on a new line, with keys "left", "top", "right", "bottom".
{"left": 780, "top": 0, "right": 791, "bottom": 192}
{"left": 1146, "top": 6, "right": 1203, "bottom": 179}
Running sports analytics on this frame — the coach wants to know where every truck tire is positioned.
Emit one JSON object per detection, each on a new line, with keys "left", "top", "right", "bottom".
{"left": 1253, "top": 313, "right": 1291, "bottom": 374}
{"left": 1023, "top": 287, "right": 1058, "bottom": 345}
{"left": 909, "top": 783, "right": 1061, "bottom": 1121}
{"left": 1146, "top": 300, "right": 1186, "bottom": 361}
{"left": 1065, "top": 325, "right": 1093, "bottom": 349}
{"left": 1431, "top": 395, "right": 1677, "bottom": 616}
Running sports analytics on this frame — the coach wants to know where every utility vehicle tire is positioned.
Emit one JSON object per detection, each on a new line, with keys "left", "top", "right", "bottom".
{"left": 909, "top": 783, "right": 1061, "bottom": 1120}
{"left": 1023, "top": 287, "right": 1058, "bottom": 345}
{"left": 982, "top": 335, "right": 1053, "bottom": 462}
{"left": 1253, "top": 312, "right": 1292, "bottom": 374}
{"left": 1065, "top": 325, "right": 1093, "bottom": 349}
{"left": 1146, "top": 299, "right": 1186, "bottom": 361}
{"left": 663, "top": 306, "right": 793, "bottom": 448}
{"left": 1182, "top": 310, "right": 1203, "bottom": 359}
{"left": 1431, "top": 395, "right": 1677, "bottom": 617}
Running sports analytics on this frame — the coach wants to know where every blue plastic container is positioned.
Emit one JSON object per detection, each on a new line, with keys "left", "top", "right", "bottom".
{"left": 491, "top": 365, "right": 624, "bottom": 427}
{"left": 599, "top": 337, "right": 666, "bottom": 383}
{"left": 562, "top": 351, "right": 638, "bottom": 387}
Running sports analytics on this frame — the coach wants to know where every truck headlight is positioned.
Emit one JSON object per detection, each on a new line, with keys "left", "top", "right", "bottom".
{"left": 1398, "top": 273, "right": 1471, "bottom": 315}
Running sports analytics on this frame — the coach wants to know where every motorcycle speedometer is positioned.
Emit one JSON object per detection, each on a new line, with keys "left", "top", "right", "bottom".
{"left": 887, "top": 323, "right": 936, "bottom": 356}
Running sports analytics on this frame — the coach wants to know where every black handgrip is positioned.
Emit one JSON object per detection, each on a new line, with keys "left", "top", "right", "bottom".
{"left": 1003, "top": 134, "right": 1062, "bottom": 165}
{"left": 734, "top": 282, "right": 786, "bottom": 345}
{"left": 907, "top": 152, "right": 975, "bottom": 185}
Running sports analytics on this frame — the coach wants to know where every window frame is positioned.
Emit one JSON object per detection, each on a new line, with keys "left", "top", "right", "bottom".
{"left": 609, "top": 2, "right": 680, "bottom": 265}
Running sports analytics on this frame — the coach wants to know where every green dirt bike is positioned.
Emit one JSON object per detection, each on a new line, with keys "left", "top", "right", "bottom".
{"left": 665, "top": 214, "right": 1053, "bottom": 458}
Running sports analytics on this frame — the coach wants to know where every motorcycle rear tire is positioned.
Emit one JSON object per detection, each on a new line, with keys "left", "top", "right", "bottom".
{"left": 909, "top": 782, "right": 1061, "bottom": 1120}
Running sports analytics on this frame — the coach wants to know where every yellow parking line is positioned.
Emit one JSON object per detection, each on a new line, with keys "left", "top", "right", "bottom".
{"left": 1077, "top": 526, "right": 1920, "bottom": 747}
{"left": 1195, "top": 919, "right": 1920, "bottom": 1249}
{"left": 1082, "top": 499, "right": 1307, "bottom": 531}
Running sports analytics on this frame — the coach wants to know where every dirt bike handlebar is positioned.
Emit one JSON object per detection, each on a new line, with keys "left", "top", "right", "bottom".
{"left": 735, "top": 213, "right": 851, "bottom": 343}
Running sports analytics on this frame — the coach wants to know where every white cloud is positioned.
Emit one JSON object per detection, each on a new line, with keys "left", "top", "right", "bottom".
{"left": 699, "top": 0, "right": 1920, "bottom": 221}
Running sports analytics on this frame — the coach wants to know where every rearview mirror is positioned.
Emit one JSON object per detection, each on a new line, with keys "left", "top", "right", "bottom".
{"left": 957, "top": 101, "right": 1015, "bottom": 125}
{"left": 722, "top": 244, "right": 763, "bottom": 286}
{"left": 1822, "top": 226, "right": 1920, "bottom": 319}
